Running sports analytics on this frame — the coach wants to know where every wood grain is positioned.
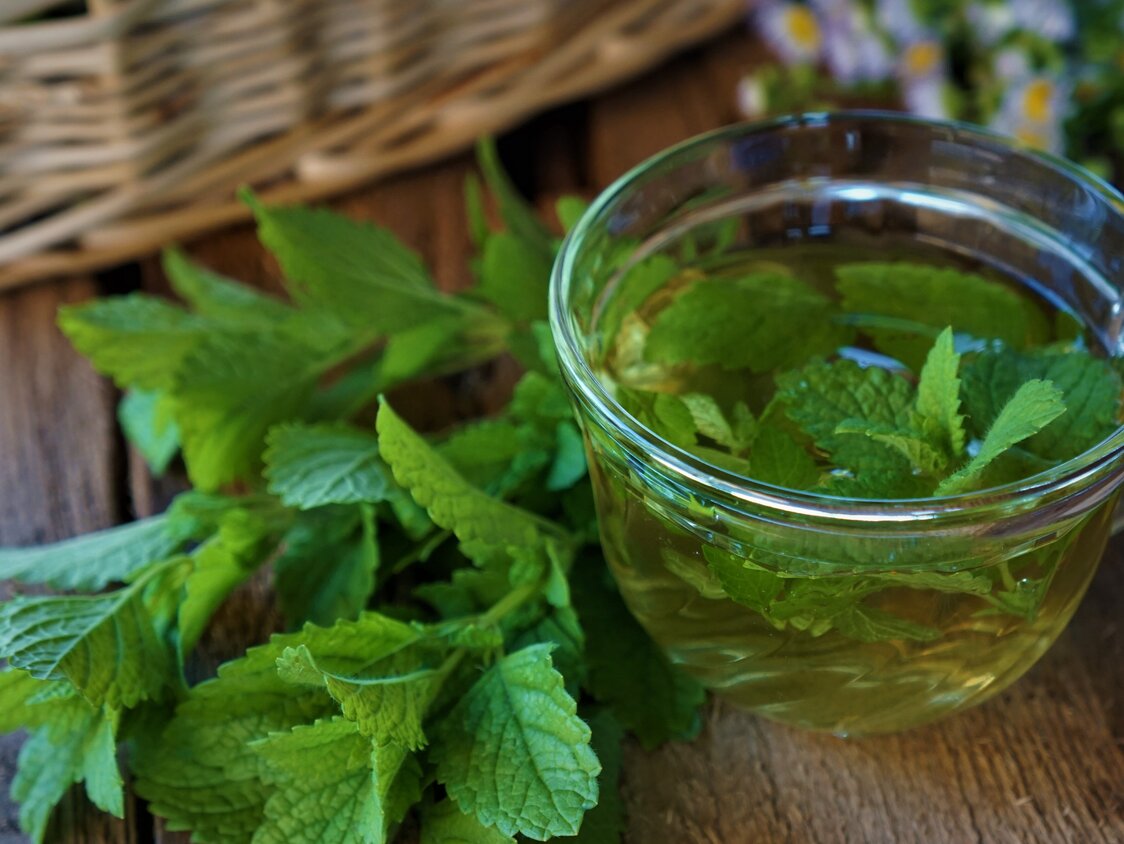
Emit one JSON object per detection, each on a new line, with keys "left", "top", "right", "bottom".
{"left": 0, "top": 278, "right": 138, "bottom": 843}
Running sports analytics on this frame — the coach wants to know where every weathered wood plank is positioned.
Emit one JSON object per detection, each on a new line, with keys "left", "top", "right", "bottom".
{"left": 0, "top": 278, "right": 138, "bottom": 843}
{"left": 585, "top": 29, "right": 1124, "bottom": 844}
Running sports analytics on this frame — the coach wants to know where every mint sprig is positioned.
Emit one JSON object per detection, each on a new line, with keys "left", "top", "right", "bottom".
{"left": 0, "top": 147, "right": 708, "bottom": 844}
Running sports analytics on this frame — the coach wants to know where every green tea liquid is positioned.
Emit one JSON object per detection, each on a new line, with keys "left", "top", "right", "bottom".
{"left": 590, "top": 236, "right": 1115, "bottom": 734}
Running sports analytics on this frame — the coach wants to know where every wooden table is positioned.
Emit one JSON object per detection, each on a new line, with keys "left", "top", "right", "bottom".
{"left": 1, "top": 29, "right": 1121, "bottom": 844}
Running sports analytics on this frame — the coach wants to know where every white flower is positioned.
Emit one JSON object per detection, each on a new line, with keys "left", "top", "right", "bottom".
{"left": 1010, "top": 0, "right": 1076, "bottom": 43}
{"left": 736, "top": 73, "right": 768, "bottom": 119}
{"left": 993, "top": 46, "right": 1032, "bottom": 84}
{"left": 897, "top": 40, "right": 951, "bottom": 120}
{"left": 991, "top": 75, "right": 1070, "bottom": 154}
{"left": 903, "top": 76, "right": 951, "bottom": 120}
{"left": 898, "top": 40, "right": 946, "bottom": 82}
{"left": 822, "top": 5, "right": 894, "bottom": 83}
{"left": 965, "top": 1, "right": 1016, "bottom": 46}
{"left": 758, "top": 1, "right": 824, "bottom": 65}
{"left": 875, "top": 0, "right": 929, "bottom": 43}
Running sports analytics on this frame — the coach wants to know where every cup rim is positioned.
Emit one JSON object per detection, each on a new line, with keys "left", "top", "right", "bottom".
{"left": 548, "top": 110, "right": 1124, "bottom": 523}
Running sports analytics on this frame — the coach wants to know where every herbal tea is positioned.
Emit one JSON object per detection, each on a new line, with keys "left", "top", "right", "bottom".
{"left": 588, "top": 238, "right": 1123, "bottom": 734}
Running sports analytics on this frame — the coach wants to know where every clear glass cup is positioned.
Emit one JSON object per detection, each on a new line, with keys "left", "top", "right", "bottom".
{"left": 549, "top": 112, "right": 1124, "bottom": 735}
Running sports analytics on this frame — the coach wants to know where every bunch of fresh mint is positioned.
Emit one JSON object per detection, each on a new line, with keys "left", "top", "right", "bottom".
{"left": 0, "top": 142, "right": 707, "bottom": 844}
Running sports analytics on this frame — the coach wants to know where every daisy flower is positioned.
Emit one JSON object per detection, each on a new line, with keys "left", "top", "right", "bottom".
{"left": 821, "top": 3, "right": 894, "bottom": 84}
{"left": 736, "top": 72, "right": 768, "bottom": 119}
{"left": 1009, "top": 0, "right": 1076, "bottom": 43}
{"left": 965, "top": 1, "right": 1017, "bottom": 46}
{"left": 898, "top": 40, "right": 952, "bottom": 120}
{"left": 993, "top": 46, "right": 1033, "bottom": 85}
{"left": 991, "top": 75, "right": 1070, "bottom": 154}
{"left": 875, "top": 0, "right": 929, "bottom": 44}
{"left": 758, "top": 1, "right": 824, "bottom": 65}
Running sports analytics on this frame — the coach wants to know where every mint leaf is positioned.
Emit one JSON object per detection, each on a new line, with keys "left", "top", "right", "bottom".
{"left": 938, "top": 379, "right": 1067, "bottom": 494}
{"left": 510, "top": 606, "right": 586, "bottom": 695}
{"left": 703, "top": 547, "right": 784, "bottom": 612}
{"left": 680, "top": 394, "right": 756, "bottom": 453}
{"left": 172, "top": 330, "right": 320, "bottom": 490}
{"left": 177, "top": 507, "right": 280, "bottom": 655}
{"left": 832, "top": 605, "right": 941, "bottom": 643}
{"left": 57, "top": 294, "right": 207, "bottom": 390}
{"left": 439, "top": 420, "right": 526, "bottom": 493}
{"left": 275, "top": 506, "right": 379, "bottom": 628}
{"left": 275, "top": 618, "right": 443, "bottom": 751}
{"left": 645, "top": 273, "right": 850, "bottom": 372}
{"left": 265, "top": 423, "right": 392, "bottom": 509}
{"left": 749, "top": 422, "right": 820, "bottom": 489}
{"left": 0, "top": 515, "right": 181, "bottom": 591}
{"left": 377, "top": 400, "right": 566, "bottom": 550}
{"left": 0, "top": 670, "right": 56, "bottom": 733}
{"left": 0, "top": 570, "right": 176, "bottom": 708}
{"left": 247, "top": 194, "right": 474, "bottom": 334}
{"left": 13, "top": 705, "right": 123, "bottom": 843}
{"left": 433, "top": 644, "right": 599, "bottom": 840}
{"left": 833, "top": 422, "right": 948, "bottom": 477}
{"left": 547, "top": 420, "right": 588, "bottom": 491}
{"left": 571, "top": 556, "right": 705, "bottom": 749}
{"left": 575, "top": 710, "right": 625, "bottom": 843}
{"left": 960, "top": 347, "right": 1121, "bottom": 461}
{"left": 914, "top": 326, "right": 966, "bottom": 457}
{"left": 478, "top": 232, "right": 552, "bottom": 322}
{"left": 134, "top": 637, "right": 336, "bottom": 843}
{"left": 555, "top": 196, "right": 590, "bottom": 234}
{"left": 162, "top": 247, "right": 296, "bottom": 329}
{"left": 421, "top": 799, "right": 516, "bottom": 844}
{"left": 464, "top": 172, "right": 490, "bottom": 249}
{"left": 118, "top": 389, "right": 180, "bottom": 475}
{"left": 251, "top": 717, "right": 406, "bottom": 844}
{"left": 778, "top": 359, "right": 915, "bottom": 443}
{"left": 776, "top": 358, "right": 925, "bottom": 496}
{"left": 599, "top": 254, "right": 679, "bottom": 354}
{"left": 475, "top": 138, "right": 554, "bottom": 258}
{"left": 836, "top": 262, "right": 1049, "bottom": 369}
{"left": 379, "top": 316, "right": 478, "bottom": 385}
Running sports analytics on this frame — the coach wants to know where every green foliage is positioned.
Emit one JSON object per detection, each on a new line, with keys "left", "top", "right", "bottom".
{"left": 118, "top": 389, "right": 180, "bottom": 475}
{"left": 0, "top": 515, "right": 183, "bottom": 591}
{"left": 937, "top": 379, "right": 1067, "bottom": 495}
{"left": 835, "top": 262, "right": 1049, "bottom": 370}
{"left": 0, "top": 568, "right": 177, "bottom": 708}
{"left": 432, "top": 644, "right": 600, "bottom": 840}
{"left": 421, "top": 798, "right": 516, "bottom": 844}
{"left": 8, "top": 139, "right": 1118, "bottom": 844}
{"left": 644, "top": 272, "right": 851, "bottom": 372}
{"left": 264, "top": 423, "right": 392, "bottom": 509}
{"left": 273, "top": 505, "right": 380, "bottom": 628}
{"left": 571, "top": 556, "right": 705, "bottom": 749}
{"left": 960, "top": 346, "right": 1122, "bottom": 460}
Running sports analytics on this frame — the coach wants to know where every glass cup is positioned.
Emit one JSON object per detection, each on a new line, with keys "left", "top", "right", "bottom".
{"left": 549, "top": 112, "right": 1124, "bottom": 735}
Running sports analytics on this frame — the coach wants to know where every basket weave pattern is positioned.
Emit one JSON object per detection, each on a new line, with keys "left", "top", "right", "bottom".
{"left": 0, "top": 0, "right": 743, "bottom": 289}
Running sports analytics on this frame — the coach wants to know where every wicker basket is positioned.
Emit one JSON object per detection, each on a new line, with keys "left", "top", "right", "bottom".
{"left": 0, "top": 0, "right": 744, "bottom": 290}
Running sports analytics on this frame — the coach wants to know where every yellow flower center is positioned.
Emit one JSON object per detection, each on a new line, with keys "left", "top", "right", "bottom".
{"left": 903, "top": 42, "right": 941, "bottom": 78}
{"left": 1015, "top": 126, "right": 1049, "bottom": 150}
{"left": 784, "top": 6, "right": 822, "bottom": 52}
{"left": 1022, "top": 79, "right": 1055, "bottom": 123}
